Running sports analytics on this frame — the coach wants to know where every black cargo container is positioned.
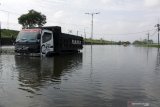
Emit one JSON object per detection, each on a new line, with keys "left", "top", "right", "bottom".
{"left": 42, "top": 26, "right": 83, "bottom": 53}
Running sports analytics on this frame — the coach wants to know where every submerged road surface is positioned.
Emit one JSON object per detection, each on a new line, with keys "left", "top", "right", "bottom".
{"left": 0, "top": 45, "right": 160, "bottom": 107}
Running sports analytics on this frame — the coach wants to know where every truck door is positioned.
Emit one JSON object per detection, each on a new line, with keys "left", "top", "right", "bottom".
{"left": 41, "top": 30, "right": 54, "bottom": 56}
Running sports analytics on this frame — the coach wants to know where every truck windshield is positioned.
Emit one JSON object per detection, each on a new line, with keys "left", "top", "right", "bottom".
{"left": 16, "top": 29, "right": 41, "bottom": 42}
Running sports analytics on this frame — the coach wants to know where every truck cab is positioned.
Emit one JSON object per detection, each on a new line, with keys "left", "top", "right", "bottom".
{"left": 15, "top": 28, "right": 54, "bottom": 56}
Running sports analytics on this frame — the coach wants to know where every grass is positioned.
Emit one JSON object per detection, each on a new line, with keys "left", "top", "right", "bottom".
{"left": 84, "top": 38, "right": 115, "bottom": 45}
{"left": 145, "top": 44, "right": 160, "bottom": 48}
{"left": 1, "top": 29, "right": 19, "bottom": 38}
{"left": 133, "top": 44, "right": 160, "bottom": 48}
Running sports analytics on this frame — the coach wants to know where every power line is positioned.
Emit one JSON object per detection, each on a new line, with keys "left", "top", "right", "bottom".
{"left": 0, "top": 9, "right": 21, "bottom": 15}
{"left": 79, "top": 28, "right": 156, "bottom": 36}
{"left": 48, "top": 20, "right": 89, "bottom": 28}
{"left": 99, "top": 29, "right": 156, "bottom": 36}
{"left": 150, "top": 29, "right": 157, "bottom": 36}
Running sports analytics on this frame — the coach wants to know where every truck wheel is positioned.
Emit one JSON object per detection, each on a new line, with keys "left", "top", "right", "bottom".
{"left": 41, "top": 45, "right": 46, "bottom": 54}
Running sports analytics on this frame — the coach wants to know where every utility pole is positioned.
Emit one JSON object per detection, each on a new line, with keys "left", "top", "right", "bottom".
{"left": 77, "top": 30, "right": 79, "bottom": 36}
{"left": 84, "top": 29, "right": 86, "bottom": 39}
{"left": 85, "top": 12, "right": 100, "bottom": 44}
{"left": 0, "top": 3, "right": 1, "bottom": 52}
{"left": 147, "top": 32, "right": 150, "bottom": 44}
{"left": 0, "top": 10, "right": 10, "bottom": 29}
{"left": 7, "top": 12, "right": 9, "bottom": 29}
{"left": 83, "top": 29, "right": 86, "bottom": 45}
{"left": 155, "top": 24, "right": 160, "bottom": 45}
{"left": 0, "top": 21, "right": 1, "bottom": 53}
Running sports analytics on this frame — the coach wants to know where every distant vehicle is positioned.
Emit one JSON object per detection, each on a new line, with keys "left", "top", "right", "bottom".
{"left": 15, "top": 26, "right": 83, "bottom": 56}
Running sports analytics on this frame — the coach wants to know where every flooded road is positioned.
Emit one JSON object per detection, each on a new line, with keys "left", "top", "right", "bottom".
{"left": 0, "top": 45, "right": 160, "bottom": 107}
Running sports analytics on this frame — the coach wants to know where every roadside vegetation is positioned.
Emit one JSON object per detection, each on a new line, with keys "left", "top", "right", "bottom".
{"left": 132, "top": 39, "right": 160, "bottom": 48}
{"left": 133, "top": 39, "right": 153, "bottom": 45}
{"left": 84, "top": 38, "right": 131, "bottom": 45}
{"left": 1, "top": 29, "right": 19, "bottom": 38}
{"left": 84, "top": 38, "right": 114, "bottom": 45}
{"left": 0, "top": 29, "right": 19, "bottom": 45}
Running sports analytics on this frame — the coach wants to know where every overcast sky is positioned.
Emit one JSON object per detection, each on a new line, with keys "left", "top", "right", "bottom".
{"left": 0, "top": 0, "right": 160, "bottom": 42}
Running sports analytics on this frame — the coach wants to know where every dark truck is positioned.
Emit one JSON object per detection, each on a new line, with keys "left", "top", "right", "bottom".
{"left": 15, "top": 26, "right": 83, "bottom": 56}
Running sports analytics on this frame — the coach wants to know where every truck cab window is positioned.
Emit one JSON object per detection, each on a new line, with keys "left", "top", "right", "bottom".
{"left": 42, "top": 32, "right": 52, "bottom": 43}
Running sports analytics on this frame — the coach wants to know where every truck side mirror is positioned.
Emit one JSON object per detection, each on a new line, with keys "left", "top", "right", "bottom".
{"left": 37, "top": 34, "right": 41, "bottom": 39}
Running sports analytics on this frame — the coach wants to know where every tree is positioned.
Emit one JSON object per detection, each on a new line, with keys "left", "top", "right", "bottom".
{"left": 125, "top": 41, "right": 131, "bottom": 44}
{"left": 148, "top": 40, "right": 153, "bottom": 44}
{"left": 133, "top": 40, "right": 142, "bottom": 45}
{"left": 18, "top": 9, "right": 46, "bottom": 28}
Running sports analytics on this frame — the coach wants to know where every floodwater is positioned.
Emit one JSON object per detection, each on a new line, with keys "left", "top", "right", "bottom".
{"left": 0, "top": 45, "right": 160, "bottom": 107}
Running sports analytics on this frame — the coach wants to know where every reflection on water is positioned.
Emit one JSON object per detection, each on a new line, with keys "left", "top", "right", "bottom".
{"left": 15, "top": 53, "right": 82, "bottom": 94}
{"left": 90, "top": 45, "right": 93, "bottom": 77}
{"left": 1, "top": 46, "right": 160, "bottom": 107}
{"left": 155, "top": 48, "right": 160, "bottom": 73}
